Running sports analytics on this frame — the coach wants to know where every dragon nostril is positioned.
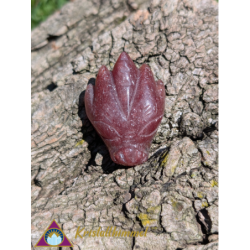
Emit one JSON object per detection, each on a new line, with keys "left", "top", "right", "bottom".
{"left": 115, "top": 152, "right": 124, "bottom": 163}
{"left": 134, "top": 150, "right": 142, "bottom": 162}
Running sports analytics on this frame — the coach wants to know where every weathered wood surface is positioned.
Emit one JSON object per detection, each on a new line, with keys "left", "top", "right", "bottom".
{"left": 31, "top": 0, "right": 218, "bottom": 249}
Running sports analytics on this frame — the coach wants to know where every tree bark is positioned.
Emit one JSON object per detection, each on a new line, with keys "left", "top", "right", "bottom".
{"left": 31, "top": 0, "right": 218, "bottom": 249}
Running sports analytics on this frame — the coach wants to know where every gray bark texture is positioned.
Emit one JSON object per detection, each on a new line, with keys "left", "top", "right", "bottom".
{"left": 31, "top": 0, "right": 218, "bottom": 249}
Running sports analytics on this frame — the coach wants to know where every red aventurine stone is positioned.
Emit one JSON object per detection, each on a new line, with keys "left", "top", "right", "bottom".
{"left": 85, "top": 52, "right": 165, "bottom": 166}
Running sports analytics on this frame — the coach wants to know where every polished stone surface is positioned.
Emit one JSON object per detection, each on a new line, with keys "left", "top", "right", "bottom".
{"left": 85, "top": 52, "right": 165, "bottom": 166}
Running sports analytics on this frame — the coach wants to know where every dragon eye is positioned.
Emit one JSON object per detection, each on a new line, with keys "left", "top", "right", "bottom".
{"left": 93, "top": 121, "right": 121, "bottom": 139}
{"left": 139, "top": 116, "right": 162, "bottom": 137}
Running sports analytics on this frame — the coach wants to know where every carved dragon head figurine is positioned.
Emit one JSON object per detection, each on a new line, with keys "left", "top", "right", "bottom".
{"left": 85, "top": 52, "right": 165, "bottom": 166}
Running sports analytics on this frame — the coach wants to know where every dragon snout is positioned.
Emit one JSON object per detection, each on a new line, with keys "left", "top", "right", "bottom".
{"left": 112, "top": 148, "right": 148, "bottom": 166}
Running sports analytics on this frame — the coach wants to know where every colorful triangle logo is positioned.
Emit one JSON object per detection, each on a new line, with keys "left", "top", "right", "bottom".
{"left": 35, "top": 220, "right": 73, "bottom": 247}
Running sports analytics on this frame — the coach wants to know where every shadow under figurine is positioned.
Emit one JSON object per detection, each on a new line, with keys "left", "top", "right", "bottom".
{"left": 85, "top": 52, "right": 165, "bottom": 167}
